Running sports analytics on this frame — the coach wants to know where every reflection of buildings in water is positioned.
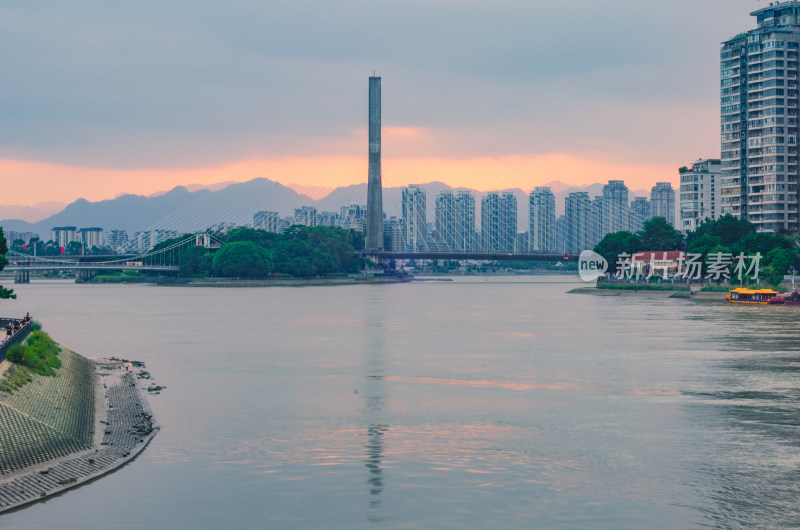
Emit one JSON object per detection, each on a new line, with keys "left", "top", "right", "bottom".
{"left": 363, "top": 294, "right": 388, "bottom": 521}
{"left": 364, "top": 373, "right": 387, "bottom": 518}
{"left": 366, "top": 423, "right": 387, "bottom": 505}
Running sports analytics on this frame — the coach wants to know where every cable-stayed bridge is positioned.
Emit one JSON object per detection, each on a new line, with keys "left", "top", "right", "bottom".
{"left": 5, "top": 76, "right": 662, "bottom": 276}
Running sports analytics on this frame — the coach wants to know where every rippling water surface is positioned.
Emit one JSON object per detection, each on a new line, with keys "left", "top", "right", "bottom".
{"left": 3, "top": 277, "right": 800, "bottom": 528}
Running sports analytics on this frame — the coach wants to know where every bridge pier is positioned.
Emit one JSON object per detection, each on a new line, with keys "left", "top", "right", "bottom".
{"left": 76, "top": 269, "right": 95, "bottom": 283}
{"left": 363, "top": 253, "right": 385, "bottom": 273}
{"left": 14, "top": 270, "right": 29, "bottom": 284}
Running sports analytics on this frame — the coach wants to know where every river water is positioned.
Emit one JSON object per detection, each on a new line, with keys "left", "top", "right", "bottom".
{"left": 1, "top": 276, "right": 799, "bottom": 528}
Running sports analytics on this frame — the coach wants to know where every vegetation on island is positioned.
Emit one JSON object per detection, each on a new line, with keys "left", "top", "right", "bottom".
{"left": 149, "top": 225, "right": 366, "bottom": 279}
{"left": 594, "top": 214, "right": 800, "bottom": 286}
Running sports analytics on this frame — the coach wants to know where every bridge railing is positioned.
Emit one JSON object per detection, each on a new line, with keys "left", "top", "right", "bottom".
{"left": 0, "top": 319, "right": 32, "bottom": 363}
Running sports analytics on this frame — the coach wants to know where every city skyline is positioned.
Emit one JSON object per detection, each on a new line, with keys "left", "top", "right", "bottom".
{"left": 0, "top": 1, "right": 760, "bottom": 207}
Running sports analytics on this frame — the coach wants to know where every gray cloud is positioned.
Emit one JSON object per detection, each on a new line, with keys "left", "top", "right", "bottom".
{"left": 0, "top": 0, "right": 756, "bottom": 168}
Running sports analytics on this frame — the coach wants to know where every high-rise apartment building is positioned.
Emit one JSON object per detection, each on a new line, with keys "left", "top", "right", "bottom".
{"left": 106, "top": 229, "right": 129, "bottom": 252}
{"left": 316, "top": 211, "right": 340, "bottom": 227}
{"left": 650, "top": 182, "right": 676, "bottom": 226}
{"left": 293, "top": 206, "right": 318, "bottom": 227}
{"left": 630, "top": 197, "right": 651, "bottom": 231}
{"left": 680, "top": 159, "right": 722, "bottom": 231}
{"left": 6, "top": 231, "right": 38, "bottom": 246}
{"left": 253, "top": 211, "right": 280, "bottom": 232}
{"left": 529, "top": 187, "right": 556, "bottom": 252}
{"left": 402, "top": 185, "right": 427, "bottom": 251}
{"left": 564, "top": 192, "right": 593, "bottom": 254}
{"left": 133, "top": 231, "right": 153, "bottom": 253}
{"left": 721, "top": 3, "right": 800, "bottom": 232}
{"left": 338, "top": 204, "right": 367, "bottom": 232}
{"left": 78, "top": 227, "right": 104, "bottom": 250}
{"left": 50, "top": 227, "right": 77, "bottom": 248}
{"left": 601, "top": 180, "right": 630, "bottom": 235}
{"left": 384, "top": 217, "right": 407, "bottom": 251}
{"left": 481, "top": 192, "right": 517, "bottom": 252}
{"left": 435, "top": 191, "right": 477, "bottom": 251}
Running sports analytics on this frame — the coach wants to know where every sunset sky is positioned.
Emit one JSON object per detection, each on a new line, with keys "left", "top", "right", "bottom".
{"left": 0, "top": 1, "right": 761, "bottom": 207}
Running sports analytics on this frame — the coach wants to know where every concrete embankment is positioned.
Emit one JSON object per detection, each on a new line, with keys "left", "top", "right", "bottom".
{"left": 0, "top": 351, "right": 158, "bottom": 513}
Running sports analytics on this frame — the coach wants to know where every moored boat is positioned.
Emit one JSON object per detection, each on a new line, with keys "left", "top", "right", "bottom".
{"left": 727, "top": 288, "right": 800, "bottom": 305}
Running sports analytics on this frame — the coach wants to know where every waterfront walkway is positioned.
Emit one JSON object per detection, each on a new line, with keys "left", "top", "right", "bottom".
{"left": 0, "top": 355, "right": 158, "bottom": 513}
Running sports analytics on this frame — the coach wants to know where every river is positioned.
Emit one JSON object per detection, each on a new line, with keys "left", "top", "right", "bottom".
{"left": 1, "top": 276, "right": 799, "bottom": 528}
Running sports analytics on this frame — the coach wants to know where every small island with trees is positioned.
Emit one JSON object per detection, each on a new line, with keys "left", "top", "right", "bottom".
{"left": 591, "top": 214, "right": 800, "bottom": 293}
{"left": 87, "top": 225, "right": 413, "bottom": 286}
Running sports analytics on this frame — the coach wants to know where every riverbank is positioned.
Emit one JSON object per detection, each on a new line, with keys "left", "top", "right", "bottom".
{"left": 161, "top": 275, "right": 412, "bottom": 288}
{"left": 0, "top": 352, "right": 158, "bottom": 514}
{"left": 85, "top": 274, "right": 413, "bottom": 287}
{"left": 568, "top": 286, "right": 729, "bottom": 300}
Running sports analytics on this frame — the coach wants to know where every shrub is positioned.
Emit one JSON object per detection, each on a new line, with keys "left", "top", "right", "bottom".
{"left": 5, "top": 344, "right": 25, "bottom": 364}
{"left": 6, "top": 330, "right": 62, "bottom": 376}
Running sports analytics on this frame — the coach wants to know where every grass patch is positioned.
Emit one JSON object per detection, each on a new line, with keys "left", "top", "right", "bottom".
{"left": 597, "top": 283, "right": 690, "bottom": 292}
{"left": 0, "top": 364, "right": 32, "bottom": 394}
{"left": 6, "top": 331, "right": 62, "bottom": 377}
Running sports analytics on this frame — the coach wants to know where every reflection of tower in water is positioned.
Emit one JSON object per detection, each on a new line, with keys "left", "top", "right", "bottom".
{"left": 363, "top": 294, "right": 387, "bottom": 521}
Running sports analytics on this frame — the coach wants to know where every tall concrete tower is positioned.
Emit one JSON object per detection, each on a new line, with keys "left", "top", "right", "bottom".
{"left": 365, "top": 76, "right": 384, "bottom": 252}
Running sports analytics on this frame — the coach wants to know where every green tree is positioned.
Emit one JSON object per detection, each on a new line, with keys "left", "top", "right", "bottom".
{"left": 594, "top": 231, "right": 641, "bottom": 273}
{"left": 765, "top": 247, "right": 799, "bottom": 286}
{"left": 731, "top": 232, "right": 795, "bottom": 257}
{"left": 208, "top": 225, "right": 364, "bottom": 277}
{"left": 225, "top": 227, "right": 276, "bottom": 247}
{"left": 25, "top": 237, "right": 44, "bottom": 256}
{"left": 637, "top": 217, "right": 684, "bottom": 251}
{"left": 199, "top": 253, "right": 215, "bottom": 276}
{"left": 686, "top": 232, "right": 724, "bottom": 257}
{"left": 283, "top": 257, "right": 315, "bottom": 277}
{"left": 0, "top": 228, "right": 15, "bottom": 299}
{"left": 44, "top": 240, "right": 60, "bottom": 256}
{"left": 212, "top": 241, "right": 273, "bottom": 278}
{"left": 689, "top": 214, "right": 755, "bottom": 247}
{"left": 144, "top": 234, "right": 195, "bottom": 266}
{"left": 10, "top": 239, "right": 25, "bottom": 253}
{"left": 178, "top": 246, "right": 208, "bottom": 277}
{"left": 65, "top": 241, "right": 83, "bottom": 255}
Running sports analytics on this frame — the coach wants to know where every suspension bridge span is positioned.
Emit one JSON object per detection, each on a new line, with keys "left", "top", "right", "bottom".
{"left": 4, "top": 234, "right": 220, "bottom": 283}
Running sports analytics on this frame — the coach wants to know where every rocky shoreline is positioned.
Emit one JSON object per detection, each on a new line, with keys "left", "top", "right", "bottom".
{"left": 0, "top": 356, "right": 159, "bottom": 514}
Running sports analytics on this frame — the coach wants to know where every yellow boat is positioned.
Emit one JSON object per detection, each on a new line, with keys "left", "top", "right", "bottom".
{"left": 727, "top": 287, "right": 783, "bottom": 304}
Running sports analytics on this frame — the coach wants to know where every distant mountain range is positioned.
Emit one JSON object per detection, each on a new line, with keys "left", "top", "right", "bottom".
{"left": 0, "top": 201, "right": 67, "bottom": 223}
{"left": 0, "top": 178, "right": 651, "bottom": 238}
